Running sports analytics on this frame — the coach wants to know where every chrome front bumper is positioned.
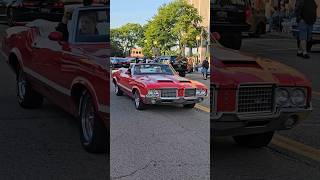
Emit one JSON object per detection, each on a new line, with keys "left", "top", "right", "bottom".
{"left": 143, "top": 96, "right": 205, "bottom": 105}
{"left": 211, "top": 107, "right": 312, "bottom": 136}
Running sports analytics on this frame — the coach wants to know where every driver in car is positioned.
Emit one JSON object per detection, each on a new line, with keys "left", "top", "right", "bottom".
{"left": 78, "top": 13, "right": 98, "bottom": 35}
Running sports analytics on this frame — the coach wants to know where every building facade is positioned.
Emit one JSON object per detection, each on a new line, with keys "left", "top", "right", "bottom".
{"left": 188, "top": 0, "right": 210, "bottom": 63}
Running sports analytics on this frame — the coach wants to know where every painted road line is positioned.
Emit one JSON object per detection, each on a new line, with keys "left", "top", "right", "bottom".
{"left": 195, "top": 104, "right": 210, "bottom": 113}
{"left": 272, "top": 134, "right": 320, "bottom": 162}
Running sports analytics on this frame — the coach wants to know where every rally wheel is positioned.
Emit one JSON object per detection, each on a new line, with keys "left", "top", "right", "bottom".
{"left": 16, "top": 67, "right": 43, "bottom": 108}
{"left": 79, "top": 91, "right": 108, "bottom": 153}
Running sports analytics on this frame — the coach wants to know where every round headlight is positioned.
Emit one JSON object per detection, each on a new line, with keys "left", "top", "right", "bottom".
{"left": 146, "top": 89, "right": 160, "bottom": 97}
{"left": 276, "top": 88, "right": 290, "bottom": 106}
{"left": 291, "top": 88, "right": 306, "bottom": 106}
{"left": 196, "top": 89, "right": 207, "bottom": 96}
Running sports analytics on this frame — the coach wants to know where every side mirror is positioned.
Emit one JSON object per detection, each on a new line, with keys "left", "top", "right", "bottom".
{"left": 49, "top": 31, "right": 63, "bottom": 41}
{"left": 211, "top": 32, "right": 221, "bottom": 41}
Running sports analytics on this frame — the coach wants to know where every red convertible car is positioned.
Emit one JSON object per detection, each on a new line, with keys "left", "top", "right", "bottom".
{"left": 0, "top": 5, "right": 109, "bottom": 153}
{"left": 112, "top": 63, "right": 208, "bottom": 110}
{"left": 211, "top": 32, "right": 312, "bottom": 147}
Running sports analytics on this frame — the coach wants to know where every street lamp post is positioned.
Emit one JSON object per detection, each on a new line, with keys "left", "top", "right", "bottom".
{"left": 196, "top": 35, "right": 201, "bottom": 65}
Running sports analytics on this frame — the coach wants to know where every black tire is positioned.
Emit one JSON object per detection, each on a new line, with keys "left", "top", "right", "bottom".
{"left": 79, "top": 91, "right": 108, "bottom": 153}
{"left": 17, "top": 68, "right": 43, "bottom": 109}
{"left": 183, "top": 103, "right": 196, "bottom": 108}
{"left": 7, "top": 7, "right": 15, "bottom": 27}
{"left": 233, "top": 131, "right": 274, "bottom": 148}
{"left": 113, "top": 81, "right": 123, "bottom": 96}
{"left": 133, "top": 90, "right": 146, "bottom": 110}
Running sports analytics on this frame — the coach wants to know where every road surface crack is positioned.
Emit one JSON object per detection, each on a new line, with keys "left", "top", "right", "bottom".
{"left": 111, "top": 160, "right": 157, "bottom": 180}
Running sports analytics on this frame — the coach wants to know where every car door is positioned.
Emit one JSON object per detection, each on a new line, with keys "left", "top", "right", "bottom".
{"left": 31, "top": 35, "right": 70, "bottom": 108}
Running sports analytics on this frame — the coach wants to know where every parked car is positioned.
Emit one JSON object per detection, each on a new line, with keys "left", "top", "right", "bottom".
{"left": 211, "top": 0, "right": 250, "bottom": 50}
{"left": 292, "top": 17, "right": 320, "bottom": 52}
{"left": 0, "top": 0, "right": 65, "bottom": 26}
{"left": 211, "top": 32, "right": 312, "bottom": 147}
{"left": 0, "top": 0, "right": 106, "bottom": 26}
{"left": 112, "top": 63, "right": 208, "bottom": 110}
{"left": 156, "top": 56, "right": 188, "bottom": 77}
{"left": 0, "top": 5, "right": 110, "bottom": 153}
{"left": 111, "top": 57, "right": 130, "bottom": 69}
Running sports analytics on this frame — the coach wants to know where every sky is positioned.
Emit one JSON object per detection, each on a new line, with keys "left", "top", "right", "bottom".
{"left": 110, "top": 0, "right": 173, "bottom": 28}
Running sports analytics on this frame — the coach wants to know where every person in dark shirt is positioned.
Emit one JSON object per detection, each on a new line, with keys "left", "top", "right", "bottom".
{"left": 201, "top": 58, "right": 209, "bottom": 80}
{"left": 55, "top": 10, "right": 70, "bottom": 41}
{"left": 295, "top": 0, "right": 317, "bottom": 59}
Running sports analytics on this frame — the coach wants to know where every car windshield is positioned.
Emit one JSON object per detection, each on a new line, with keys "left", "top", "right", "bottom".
{"left": 76, "top": 9, "right": 109, "bottom": 42}
{"left": 133, "top": 64, "right": 174, "bottom": 75}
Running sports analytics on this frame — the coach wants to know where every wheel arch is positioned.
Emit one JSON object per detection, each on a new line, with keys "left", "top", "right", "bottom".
{"left": 8, "top": 49, "right": 23, "bottom": 75}
{"left": 71, "top": 78, "right": 99, "bottom": 116}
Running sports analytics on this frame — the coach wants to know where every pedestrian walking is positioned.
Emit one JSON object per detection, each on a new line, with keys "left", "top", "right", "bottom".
{"left": 201, "top": 58, "right": 209, "bottom": 80}
{"left": 295, "top": 0, "right": 317, "bottom": 59}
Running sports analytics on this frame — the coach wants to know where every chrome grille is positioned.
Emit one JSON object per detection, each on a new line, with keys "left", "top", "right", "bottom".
{"left": 185, "top": 88, "right": 196, "bottom": 97}
{"left": 238, "top": 85, "right": 274, "bottom": 113}
{"left": 160, "top": 89, "right": 177, "bottom": 98}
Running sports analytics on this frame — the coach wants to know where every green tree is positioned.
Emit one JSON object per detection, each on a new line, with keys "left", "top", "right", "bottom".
{"left": 143, "top": 0, "right": 205, "bottom": 56}
{"left": 111, "top": 23, "right": 144, "bottom": 56}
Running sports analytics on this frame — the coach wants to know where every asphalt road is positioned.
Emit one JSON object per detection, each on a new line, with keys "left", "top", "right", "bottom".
{"left": 211, "top": 35, "right": 320, "bottom": 180}
{"left": 110, "top": 74, "right": 210, "bottom": 180}
{"left": 0, "top": 24, "right": 109, "bottom": 179}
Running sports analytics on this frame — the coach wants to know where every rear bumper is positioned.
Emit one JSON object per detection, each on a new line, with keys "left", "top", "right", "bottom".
{"left": 211, "top": 108, "right": 312, "bottom": 136}
{"left": 143, "top": 96, "right": 205, "bottom": 105}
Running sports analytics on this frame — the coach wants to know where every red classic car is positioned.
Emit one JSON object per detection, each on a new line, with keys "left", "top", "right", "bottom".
{"left": 0, "top": 5, "right": 109, "bottom": 153}
{"left": 211, "top": 32, "right": 312, "bottom": 147}
{"left": 112, "top": 63, "right": 208, "bottom": 110}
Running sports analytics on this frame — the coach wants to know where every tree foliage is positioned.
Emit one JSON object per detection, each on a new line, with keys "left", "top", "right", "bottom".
{"left": 110, "top": 23, "right": 144, "bottom": 56}
{"left": 143, "top": 0, "right": 204, "bottom": 56}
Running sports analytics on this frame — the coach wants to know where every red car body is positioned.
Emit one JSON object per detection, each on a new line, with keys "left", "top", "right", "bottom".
{"left": 211, "top": 36, "right": 312, "bottom": 140}
{"left": 112, "top": 63, "right": 207, "bottom": 109}
{"left": 0, "top": 5, "right": 109, "bottom": 152}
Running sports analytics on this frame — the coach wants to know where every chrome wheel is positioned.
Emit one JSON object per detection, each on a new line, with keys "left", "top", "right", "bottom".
{"left": 17, "top": 72, "right": 26, "bottom": 101}
{"left": 114, "top": 83, "right": 118, "bottom": 94}
{"left": 81, "top": 97, "right": 95, "bottom": 144}
{"left": 134, "top": 92, "right": 140, "bottom": 108}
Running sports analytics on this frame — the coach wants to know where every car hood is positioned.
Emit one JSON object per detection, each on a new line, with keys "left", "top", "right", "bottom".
{"left": 211, "top": 47, "right": 310, "bottom": 88}
{"left": 134, "top": 74, "right": 206, "bottom": 89}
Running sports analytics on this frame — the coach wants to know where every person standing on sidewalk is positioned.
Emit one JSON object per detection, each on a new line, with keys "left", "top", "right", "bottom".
{"left": 295, "top": 0, "right": 317, "bottom": 59}
{"left": 201, "top": 58, "right": 209, "bottom": 80}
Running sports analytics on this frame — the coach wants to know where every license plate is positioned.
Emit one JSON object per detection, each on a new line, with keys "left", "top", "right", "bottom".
{"left": 40, "top": 8, "right": 50, "bottom": 13}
